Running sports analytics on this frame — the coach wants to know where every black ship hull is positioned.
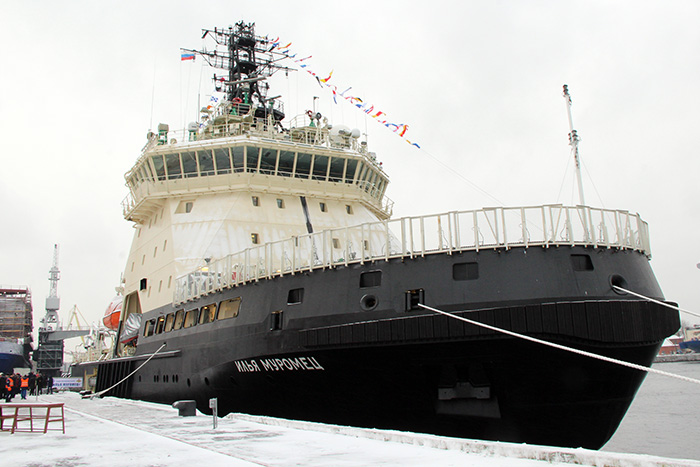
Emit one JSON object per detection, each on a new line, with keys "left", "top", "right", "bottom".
{"left": 86, "top": 246, "right": 679, "bottom": 449}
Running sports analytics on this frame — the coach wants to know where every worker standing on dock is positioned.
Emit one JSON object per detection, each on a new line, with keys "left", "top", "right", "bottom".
{"left": 28, "top": 372, "right": 36, "bottom": 396}
{"left": 0, "top": 373, "right": 5, "bottom": 400}
{"left": 36, "top": 372, "right": 44, "bottom": 394}
{"left": 12, "top": 373, "right": 20, "bottom": 399}
{"left": 4, "top": 373, "right": 14, "bottom": 402}
{"left": 20, "top": 373, "right": 29, "bottom": 399}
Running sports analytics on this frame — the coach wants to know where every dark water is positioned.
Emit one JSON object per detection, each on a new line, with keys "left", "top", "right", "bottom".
{"left": 603, "top": 361, "right": 700, "bottom": 461}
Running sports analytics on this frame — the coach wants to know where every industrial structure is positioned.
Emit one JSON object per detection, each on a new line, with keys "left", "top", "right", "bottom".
{"left": 33, "top": 244, "right": 88, "bottom": 376}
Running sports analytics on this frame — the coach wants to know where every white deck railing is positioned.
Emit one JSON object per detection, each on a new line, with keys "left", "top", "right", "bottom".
{"left": 173, "top": 204, "right": 651, "bottom": 304}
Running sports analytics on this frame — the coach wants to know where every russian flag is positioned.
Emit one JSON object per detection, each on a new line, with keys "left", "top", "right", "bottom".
{"left": 181, "top": 53, "right": 195, "bottom": 61}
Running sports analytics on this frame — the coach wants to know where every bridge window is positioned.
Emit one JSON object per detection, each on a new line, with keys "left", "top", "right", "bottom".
{"left": 278, "top": 150, "right": 295, "bottom": 177}
{"left": 151, "top": 155, "right": 166, "bottom": 181}
{"left": 251, "top": 196, "right": 259, "bottom": 206}
{"left": 165, "top": 153, "right": 182, "bottom": 179}
{"left": 141, "top": 163, "right": 154, "bottom": 181}
{"left": 214, "top": 147, "right": 231, "bottom": 174}
{"left": 217, "top": 297, "right": 241, "bottom": 320}
{"left": 295, "top": 153, "right": 312, "bottom": 179}
{"left": 345, "top": 159, "right": 358, "bottom": 183}
{"left": 246, "top": 146, "right": 260, "bottom": 173}
{"left": 173, "top": 309, "right": 184, "bottom": 330}
{"left": 346, "top": 205, "right": 353, "bottom": 214}
{"left": 199, "top": 304, "right": 217, "bottom": 324}
{"left": 260, "top": 149, "right": 278, "bottom": 175}
{"left": 276, "top": 198, "right": 285, "bottom": 208}
{"left": 198, "top": 149, "right": 215, "bottom": 176}
{"left": 312, "top": 155, "right": 328, "bottom": 180}
{"left": 232, "top": 146, "right": 244, "bottom": 171}
{"left": 138, "top": 167, "right": 149, "bottom": 183}
{"left": 182, "top": 151, "right": 198, "bottom": 177}
{"left": 319, "top": 202, "right": 327, "bottom": 212}
{"left": 251, "top": 233, "right": 260, "bottom": 244}
{"left": 329, "top": 157, "right": 345, "bottom": 182}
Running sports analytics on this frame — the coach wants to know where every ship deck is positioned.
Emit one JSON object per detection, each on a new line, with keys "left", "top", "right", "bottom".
{"left": 1, "top": 392, "right": 696, "bottom": 467}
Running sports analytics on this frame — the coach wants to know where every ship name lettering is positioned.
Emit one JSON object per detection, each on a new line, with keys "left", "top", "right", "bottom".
{"left": 234, "top": 360, "right": 261, "bottom": 372}
{"left": 257, "top": 356, "right": 325, "bottom": 372}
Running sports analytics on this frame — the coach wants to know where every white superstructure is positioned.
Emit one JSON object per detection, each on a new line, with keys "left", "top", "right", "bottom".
{"left": 120, "top": 110, "right": 392, "bottom": 316}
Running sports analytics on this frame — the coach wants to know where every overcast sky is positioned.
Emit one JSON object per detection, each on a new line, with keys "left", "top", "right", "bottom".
{"left": 1, "top": 1, "right": 699, "bottom": 349}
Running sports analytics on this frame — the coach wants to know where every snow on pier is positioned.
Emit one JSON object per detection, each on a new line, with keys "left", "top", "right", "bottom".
{"left": 1, "top": 392, "right": 697, "bottom": 466}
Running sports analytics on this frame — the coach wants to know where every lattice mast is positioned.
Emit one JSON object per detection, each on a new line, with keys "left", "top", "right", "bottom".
{"left": 563, "top": 84, "right": 586, "bottom": 206}
{"left": 181, "top": 21, "right": 291, "bottom": 123}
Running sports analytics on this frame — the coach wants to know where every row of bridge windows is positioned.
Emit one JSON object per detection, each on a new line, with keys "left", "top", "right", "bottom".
{"left": 128, "top": 146, "right": 387, "bottom": 199}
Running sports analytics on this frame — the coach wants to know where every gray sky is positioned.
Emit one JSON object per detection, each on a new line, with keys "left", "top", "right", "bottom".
{"left": 1, "top": 1, "right": 699, "bottom": 347}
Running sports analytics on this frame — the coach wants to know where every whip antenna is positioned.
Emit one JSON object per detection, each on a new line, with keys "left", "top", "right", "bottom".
{"left": 563, "top": 84, "right": 586, "bottom": 206}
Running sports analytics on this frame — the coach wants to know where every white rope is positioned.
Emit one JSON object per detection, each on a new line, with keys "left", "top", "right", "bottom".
{"left": 612, "top": 285, "right": 700, "bottom": 319}
{"left": 418, "top": 304, "right": 700, "bottom": 386}
{"left": 87, "top": 343, "right": 167, "bottom": 399}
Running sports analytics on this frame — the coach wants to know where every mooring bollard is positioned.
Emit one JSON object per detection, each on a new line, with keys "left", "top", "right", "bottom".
{"left": 209, "top": 397, "right": 218, "bottom": 429}
{"left": 172, "top": 400, "right": 196, "bottom": 417}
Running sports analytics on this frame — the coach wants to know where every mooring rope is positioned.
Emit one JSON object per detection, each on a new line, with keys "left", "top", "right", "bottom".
{"left": 86, "top": 342, "right": 167, "bottom": 399}
{"left": 418, "top": 304, "right": 700, "bottom": 386}
{"left": 612, "top": 285, "right": 700, "bottom": 319}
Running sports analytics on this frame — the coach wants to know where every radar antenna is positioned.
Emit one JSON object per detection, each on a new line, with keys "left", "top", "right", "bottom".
{"left": 563, "top": 84, "right": 586, "bottom": 206}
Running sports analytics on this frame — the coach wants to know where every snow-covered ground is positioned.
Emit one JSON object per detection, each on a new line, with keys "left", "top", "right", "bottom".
{"left": 1, "top": 392, "right": 698, "bottom": 467}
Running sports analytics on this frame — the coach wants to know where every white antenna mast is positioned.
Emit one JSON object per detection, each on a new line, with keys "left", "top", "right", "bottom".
{"left": 563, "top": 84, "right": 586, "bottom": 206}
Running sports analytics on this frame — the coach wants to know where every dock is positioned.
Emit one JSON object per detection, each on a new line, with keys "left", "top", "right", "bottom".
{"left": 1, "top": 392, "right": 698, "bottom": 466}
{"left": 654, "top": 353, "right": 700, "bottom": 363}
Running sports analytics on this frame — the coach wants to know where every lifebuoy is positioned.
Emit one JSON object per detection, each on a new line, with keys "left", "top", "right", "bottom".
{"left": 306, "top": 110, "right": 313, "bottom": 118}
{"left": 232, "top": 97, "right": 243, "bottom": 104}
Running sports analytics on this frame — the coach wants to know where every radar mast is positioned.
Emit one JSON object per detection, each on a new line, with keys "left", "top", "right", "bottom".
{"left": 182, "top": 21, "right": 291, "bottom": 123}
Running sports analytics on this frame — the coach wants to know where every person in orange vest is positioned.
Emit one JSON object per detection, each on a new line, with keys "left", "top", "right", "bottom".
{"left": 5, "top": 374, "right": 14, "bottom": 402}
{"left": 20, "top": 374, "right": 29, "bottom": 400}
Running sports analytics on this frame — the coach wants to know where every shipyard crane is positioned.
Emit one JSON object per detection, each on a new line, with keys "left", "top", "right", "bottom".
{"left": 34, "top": 244, "right": 89, "bottom": 377}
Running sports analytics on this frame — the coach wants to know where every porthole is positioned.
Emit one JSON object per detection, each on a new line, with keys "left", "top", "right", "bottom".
{"left": 610, "top": 274, "right": 628, "bottom": 294}
{"left": 360, "top": 294, "right": 378, "bottom": 311}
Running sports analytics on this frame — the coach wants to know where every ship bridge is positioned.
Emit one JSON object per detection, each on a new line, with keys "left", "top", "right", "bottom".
{"left": 122, "top": 110, "right": 393, "bottom": 225}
